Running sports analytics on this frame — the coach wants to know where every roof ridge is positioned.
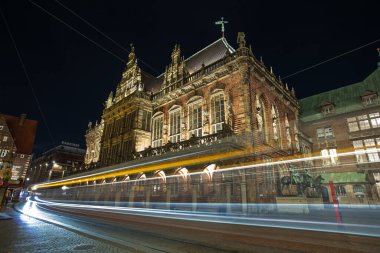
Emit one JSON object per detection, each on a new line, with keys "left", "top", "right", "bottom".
{"left": 156, "top": 38, "right": 235, "bottom": 78}
{"left": 300, "top": 68, "right": 380, "bottom": 102}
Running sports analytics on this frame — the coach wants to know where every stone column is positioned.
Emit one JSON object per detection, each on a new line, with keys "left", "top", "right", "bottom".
{"left": 241, "top": 171, "right": 248, "bottom": 214}
{"left": 129, "top": 187, "right": 135, "bottom": 207}
{"left": 226, "top": 182, "right": 232, "bottom": 213}
{"left": 114, "top": 191, "right": 121, "bottom": 206}
{"left": 192, "top": 183, "right": 198, "bottom": 212}
{"left": 166, "top": 185, "right": 171, "bottom": 210}
{"left": 145, "top": 186, "right": 151, "bottom": 208}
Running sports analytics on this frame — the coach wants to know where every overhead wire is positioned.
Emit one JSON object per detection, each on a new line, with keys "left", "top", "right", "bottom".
{"left": 29, "top": 0, "right": 127, "bottom": 64}
{"left": 53, "top": 0, "right": 160, "bottom": 75}
{"left": 0, "top": 6, "right": 56, "bottom": 146}
{"left": 283, "top": 38, "right": 380, "bottom": 79}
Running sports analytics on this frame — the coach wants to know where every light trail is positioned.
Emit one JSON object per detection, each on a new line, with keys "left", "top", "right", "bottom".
{"left": 32, "top": 145, "right": 380, "bottom": 190}
{"left": 23, "top": 197, "right": 380, "bottom": 238}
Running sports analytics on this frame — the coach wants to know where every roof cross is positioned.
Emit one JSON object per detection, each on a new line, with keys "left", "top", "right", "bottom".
{"left": 215, "top": 17, "right": 228, "bottom": 38}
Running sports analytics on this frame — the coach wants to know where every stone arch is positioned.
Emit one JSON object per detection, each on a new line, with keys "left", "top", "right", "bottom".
{"left": 152, "top": 170, "right": 166, "bottom": 195}
{"left": 174, "top": 167, "right": 189, "bottom": 192}
{"left": 200, "top": 164, "right": 218, "bottom": 195}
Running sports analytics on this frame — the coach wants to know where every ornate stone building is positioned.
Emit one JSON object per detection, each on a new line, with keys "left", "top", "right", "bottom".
{"left": 299, "top": 59, "right": 380, "bottom": 204}
{"left": 82, "top": 33, "right": 307, "bottom": 205}
{"left": 84, "top": 119, "right": 104, "bottom": 166}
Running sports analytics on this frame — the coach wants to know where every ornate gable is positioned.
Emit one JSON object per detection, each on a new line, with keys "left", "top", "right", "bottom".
{"left": 115, "top": 44, "right": 142, "bottom": 102}
{"left": 162, "top": 45, "right": 188, "bottom": 89}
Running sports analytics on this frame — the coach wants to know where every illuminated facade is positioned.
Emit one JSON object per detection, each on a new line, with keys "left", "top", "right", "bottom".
{"left": 0, "top": 113, "right": 37, "bottom": 181}
{"left": 300, "top": 63, "right": 380, "bottom": 204}
{"left": 82, "top": 33, "right": 308, "bottom": 205}
{"left": 84, "top": 119, "right": 104, "bottom": 166}
{"left": 28, "top": 142, "right": 85, "bottom": 184}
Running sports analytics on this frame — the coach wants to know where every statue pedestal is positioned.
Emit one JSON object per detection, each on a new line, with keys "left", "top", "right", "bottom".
{"left": 275, "top": 196, "right": 309, "bottom": 214}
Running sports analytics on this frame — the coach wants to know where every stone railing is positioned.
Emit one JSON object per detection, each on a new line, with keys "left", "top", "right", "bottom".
{"left": 132, "top": 128, "right": 240, "bottom": 160}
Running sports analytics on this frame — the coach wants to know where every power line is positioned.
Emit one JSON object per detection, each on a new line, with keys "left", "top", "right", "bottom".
{"left": 54, "top": 0, "right": 160, "bottom": 75}
{"left": 29, "top": 0, "right": 127, "bottom": 63}
{"left": 0, "top": 6, "right": 56, "bottom": 146}
{"left": 283, "top": 38, "right": 380, "bottom": 79}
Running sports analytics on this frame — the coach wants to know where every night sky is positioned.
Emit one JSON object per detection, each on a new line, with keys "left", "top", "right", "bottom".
{"left": 1, "top": 0, "right": 379, "bottom": 153}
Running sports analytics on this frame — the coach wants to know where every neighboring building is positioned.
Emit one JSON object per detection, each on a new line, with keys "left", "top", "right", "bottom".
{"left": 82, "top": 33, "right": 311, "bottom": 205}
{"left": 29, "top": 142, "right": 85, "bottom": 184}
{"left": 299, "top": 63, "right": 380, "bottom": 204}
{"left": 0, "top": 113, "right": 37, "bottom": 205}
{"left": 84, "top": 119, "right": 104, "bottom": 168}
{"left": 0, "top": 113, "right": 37, "bottom": 180}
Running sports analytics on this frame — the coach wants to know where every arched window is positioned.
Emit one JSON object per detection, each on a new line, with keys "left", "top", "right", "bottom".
{"left": 200, "top": 164, "right": 218, "bottom": 195}
{"left": 173, "top": 167, "right": 189, "bottom": 194}
{"left": 169, "top": 107, "right": 181, "bottom": 143}
{"left": 152, "top": 113, "right": 163, "bottom": 147}
{"left": 188, "top": 100, "right": 202, "bottom": 137}
{"left": 135, "top": 173, "right": 146, "bottom": 196}
{"left": 152, "top": 170, "right": 166, "bottom": 196}
{"left": 211, "top": 93, "right": 225, "bottom": 133}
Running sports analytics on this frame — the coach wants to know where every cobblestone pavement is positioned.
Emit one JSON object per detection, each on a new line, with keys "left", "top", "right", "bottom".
{"left": 0, "top": 206, "right": 132, "bottom": 253}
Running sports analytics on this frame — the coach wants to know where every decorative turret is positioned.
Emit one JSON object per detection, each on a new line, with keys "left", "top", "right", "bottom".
{"left": 114, "top": 43, "right": 142, "bottom": 102}
{"left": 162, "top": 44, "right": 187, "bottom": 89}
{"left": 106, "top": 91, "right": 113, "bottom": 109}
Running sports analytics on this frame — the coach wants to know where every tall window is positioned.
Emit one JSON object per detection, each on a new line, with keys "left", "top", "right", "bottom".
{"left": 353, "top": 140, "right": 367, "bottom": 163}
{"left": 169, "top": 109, "right": 181, "bottom": 143}
{"left": 321, "top": 148, "right": 338, "bottom": 166}
{"left": 141, "top": 110, "right": 152, "bottom": 131}
{"left": 347, "top": 117, "right": 359, "bottom": 132}
{"left": 358, "top": 115, "right": 371, "bottom": 130}
{"left": 316, "top": 126, "right": 334, "bottom": 139}
{"left": 188, "top": 102, "right": 202, "bottom": 137}
{"left": 211, "top": 93, "right": 225, "bottom": 134}
{"left": 364, "top": 138, "right": 380, "bottom": 162}
{"left": 369, "top": 113, "right": 380, "bottom": 128}
{"left": 124, "top": 111, "right": 136, "bottom": 132}
{"left": 152, "top": 116, "right": 163, "bottom": 147}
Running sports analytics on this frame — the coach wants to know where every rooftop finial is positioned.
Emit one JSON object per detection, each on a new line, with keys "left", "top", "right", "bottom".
{"left": 215, "top": 17, "right": 228, "bottom": 38}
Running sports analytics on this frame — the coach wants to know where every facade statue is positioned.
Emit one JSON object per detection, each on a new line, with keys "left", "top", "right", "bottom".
{"left": 237, "top": 32, "right": 246, "bottom": 48}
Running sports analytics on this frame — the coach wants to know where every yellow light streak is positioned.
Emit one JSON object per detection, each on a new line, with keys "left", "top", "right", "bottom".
{"left": 32, "top": 144, "right": 380, "bottom": 190}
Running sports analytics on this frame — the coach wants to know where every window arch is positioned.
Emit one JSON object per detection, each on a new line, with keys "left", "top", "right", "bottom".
{"left": 152, "top": 170, "right": 166, "bottom": 196}
{"left": 152, "top": 112, "right": 163, "bottom": 147}
{"left": 211, "top": 92, "right": 225, "bottom": 134}
{"left": 169, "top": 106, "right": 181, "bottom": 143}
{"left": 188, "top": 98, "right": 203, "bottom": 137}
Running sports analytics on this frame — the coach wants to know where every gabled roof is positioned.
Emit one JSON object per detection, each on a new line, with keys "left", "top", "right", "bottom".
{"left": 157, "top": 37, "right": 235, "bottom": 78}
{"left": 299, "top": 67, "right": 380, "bottom": 122}
{"left": 184, "top": 37, "right": 235, "bottom": 74}
{"left": 0, "top": 114, "right": 38, "bottom": 154}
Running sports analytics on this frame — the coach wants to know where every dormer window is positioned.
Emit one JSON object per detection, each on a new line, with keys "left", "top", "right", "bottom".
{"left": 361, "top": 90, "right": 378, "bottom": 106}
{"left": 320, "top": 101, "right": 335, "bottom": 115}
